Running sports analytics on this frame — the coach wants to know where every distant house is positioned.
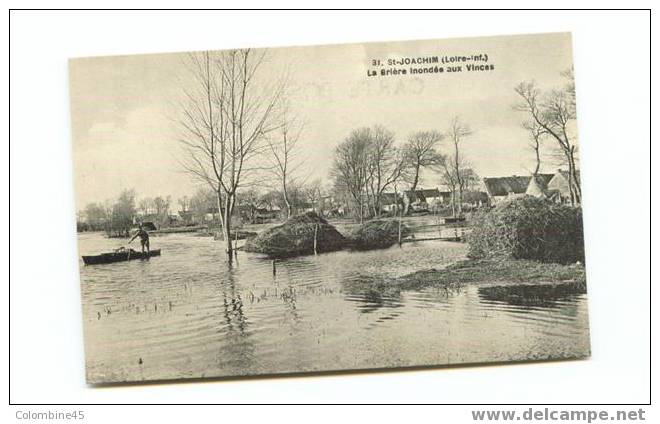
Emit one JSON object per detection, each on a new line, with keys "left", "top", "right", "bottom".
{"left": 547, "top": 170, "right": 581, "bottom": 204}
{"left": 178, "top": 210, "right": 195, "bottom": 224}
{"left": 297, "top": 202, "right": 314, "bottom": 213}
{"left": 484, "top": 175, "right": 535, "bottom": 203}
{"left": 380, "top": 192, "right": 403, "bottom": 213}
{"left": 483, "top": 171, "right": 581, "bottom": 204}
{"left": 438, "top": 191, "right": 453, "bottom": 204}
{"left": 462, "top": 191, "right": 490, "bottom": 207}
{"left": 168, "top": 214, "right": 182, "bottom": 224}
{"left": 204, "top": 207, "right": 220, "bottom": 222}
{"left": 402, "top": 188, "right": 441, "bottom": 211}
{"left": 321, "top": 195, "right": 345, "bottom": 217}
{"left": 254, "top": 204, "right": 281, "bottom": 221}
{"left": 525, "top": 174, "right": 556, "bottom": 198}
{"left": 483, "top": 174, "right": 555, "bottom": 203}
{"left": 429, "top": 190, "right": 490, "bottom": 210}
{"left": 141, "top": 221, "right": 157, "bottom": 231}
{"left": 406, "top": 188, "right": 441, "bottom": 203}
{"left": 134, "top": 214, "right": 168, "bottom": 228}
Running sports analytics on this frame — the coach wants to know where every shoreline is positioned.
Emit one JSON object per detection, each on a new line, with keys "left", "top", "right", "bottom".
{"left": 344, "top": 258, "right": 586, "bottom": 296}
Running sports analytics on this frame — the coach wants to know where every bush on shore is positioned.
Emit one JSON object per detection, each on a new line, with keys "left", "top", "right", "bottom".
{"left": 466, "top": 196, "right": 584, "bottom": 264}
{"left": 349, "top": 219, "right": 411, "bottom": 250}
{"left": 243, "top": 211, "right": 346, "bottom": 257}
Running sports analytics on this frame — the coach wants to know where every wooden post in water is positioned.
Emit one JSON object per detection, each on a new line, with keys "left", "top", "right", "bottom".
{"left": 272, "top": 260, "right": 276, "bottom": 276}
{"left": 313, "top": 223, "right": 319, "bottom": 255}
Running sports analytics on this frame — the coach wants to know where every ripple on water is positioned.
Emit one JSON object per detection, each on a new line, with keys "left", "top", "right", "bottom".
{"left": 78, "top": 232, "right": 590, "bottom": 383}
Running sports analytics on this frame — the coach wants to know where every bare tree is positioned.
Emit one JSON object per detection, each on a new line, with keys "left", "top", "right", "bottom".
{"left": 177, "top": 196, "right": 190, "bottom": 213}
{"left": 514, "top": 70, "right": 581, "bottom": 204}
{"left": 523, "top": 121, "right": 546, "bottom": 176}
{"left": 302, "top": 178, "right": 324, "bottom": 213}
{"left": 403, "top": 130, "right": 444, "bottom": 214}
{"left": 437, "top": 155, "right": 457, "bottom": 216}
{"left": 266, "top": 100, "right": 303, "bottom": 219}
{"left": 189, "top": 187, "right": 216, "bottom": 224}
{"left": 236, "top": 188, "right": 261, "bottom": 224}
{"left": 138, "top": 197, "right": 154, "bottom": 216}
{"left": 110, "top": 189, "right": 136, "bottom": 237}
{"left": 177, "top": 49, "right": 283, "bottom": 260}
{"left": 83, "top": 202, "right": 109, "bottom": 231}
{"left": 331, "top": 128, "right": 372, "bottom": 222}
{"left": 365, "top": 126, "right": 407, "bottom": 217}
{"left": 459, "top": 167, "right": 481, "bottom": 193}
{"left": 437, "top": 163, "right": 479, "bottom": 217}
{"left": 153, "top": 195, "right": 171, "bottom": 227}
{"left": 447, "top": 117, "right": 473, "bottom": 216}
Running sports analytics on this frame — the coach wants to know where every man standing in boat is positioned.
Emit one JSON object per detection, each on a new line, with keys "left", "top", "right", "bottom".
{"left": 129, "top": 223, "right": 150, "bottom": 254}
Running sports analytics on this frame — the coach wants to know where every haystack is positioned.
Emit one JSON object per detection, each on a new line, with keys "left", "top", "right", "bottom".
{"left": 243, "top": 211, "right": 346, "bottom": 257}
{"left": 466, "top": 195, "right": 584, "bottom": 264}
{"left": 349, "top": 219, "right": 411, "bottom": 250}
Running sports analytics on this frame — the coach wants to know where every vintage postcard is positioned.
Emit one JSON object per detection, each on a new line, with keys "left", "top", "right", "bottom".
{"left": 70, "top": 32, "right": 589, "bottom": 384}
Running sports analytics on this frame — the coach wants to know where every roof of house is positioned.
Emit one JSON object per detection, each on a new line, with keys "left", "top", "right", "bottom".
{"left": 404, "top": 188, "right": 441, "bottom": 199}
{"left": 462, "top": 191, "right": 490, "bottom": 203}
{"left": 140, "top": 221, "right": 158, "bottom": 231}
{"left": 483, "top": 174, "right": 554, "bottom": 197}
{"left": 380, "top": 192, "right": 400, "bottom": 204}
{"left": 483, "top": 176, "right": 532, "bottom": 197}
{"left": 533, "top": 173, "right": 555, "bottom": 188}
{"left": 557, "top": 170, "right": 581, "bottom": 183}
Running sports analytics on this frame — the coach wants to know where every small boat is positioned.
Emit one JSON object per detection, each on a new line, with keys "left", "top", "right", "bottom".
{"left": 82, "top": 248, "right": 161, "bottom": 265}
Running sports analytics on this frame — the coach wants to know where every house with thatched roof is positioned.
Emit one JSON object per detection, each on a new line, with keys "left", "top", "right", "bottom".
{"left": 547, "top": 170, "right": 581, "bottom": 204}
{"left": 403, "top": 188, "right": 442, "bottom": 211}
{"left": 379, "top": 192, "right": 403, "bottom": 213}
{"left": 483, "top": 174, "right": 555, "bottom": 203}
{"left": 484, "top": 175, "right": 533, "bottom": 203}
{"left": 438, "top": 191, "right": 453, "bottom": 204}
{"left": 462, "top": 191, "right": 490, "bottom": 207}
{"left": 525, "top": 174, "right": 555, "bottom": 197}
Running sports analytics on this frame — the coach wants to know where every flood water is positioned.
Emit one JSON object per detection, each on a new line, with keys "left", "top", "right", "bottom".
{"left": 78, "top": 231, "right": 590, "bottom": 384}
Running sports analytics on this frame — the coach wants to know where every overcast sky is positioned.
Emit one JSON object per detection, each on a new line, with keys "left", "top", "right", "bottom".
{"left": 69, "top": 32, "right": 576, "bottom": 210}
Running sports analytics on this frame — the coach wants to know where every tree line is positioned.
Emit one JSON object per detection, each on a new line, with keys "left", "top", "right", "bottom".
{"left": 79, "top": 190, "right": 178, "bottom": 237}
{"left": 515, "top": 68, "right": 581, "bottom": 205}
{"left": 331, "top": 118, "right": 478, "bottom": 222}
{"left": 78, "top": 189, "right": 140, "bottom": 237}
{"left": 169, "top": 50, "right": 579, "bottom": 262}
{"left": 78, "top": 182, "right": 327, "bottom": 236}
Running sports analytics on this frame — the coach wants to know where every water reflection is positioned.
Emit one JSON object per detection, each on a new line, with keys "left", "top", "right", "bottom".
{"left": 78, "top": 232, "right": 590, "bottom": 383}
{"left": 218, "top": 268, "right": 248, "bottom": 334}
{"left": 341, "top": 275, "right": 405, "bottom": 314}
{"left": 478, "top": 283, "right": 586, "bottom": 308}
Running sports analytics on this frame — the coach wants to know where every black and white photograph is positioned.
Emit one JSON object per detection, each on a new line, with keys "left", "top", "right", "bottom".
{"left": 69, "top": 32, "right": 591, "bottom": 384}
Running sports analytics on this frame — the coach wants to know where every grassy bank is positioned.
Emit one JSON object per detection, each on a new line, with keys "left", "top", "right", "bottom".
{"left": 401, "top": 258, "right": 585, "bottom": 289}
{"left": 343, "top": 258, "right": 586, "bottom": 296}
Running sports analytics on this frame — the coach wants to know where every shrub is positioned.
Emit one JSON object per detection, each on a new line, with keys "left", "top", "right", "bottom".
{"left": 243, "top": 211, "right": 346, "bottom": 257}
{"left": 466, "top": 196, "right": 584, "bottom": 264}
{"left": 349, "top": 219, "right": 411, "bottom": 250}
